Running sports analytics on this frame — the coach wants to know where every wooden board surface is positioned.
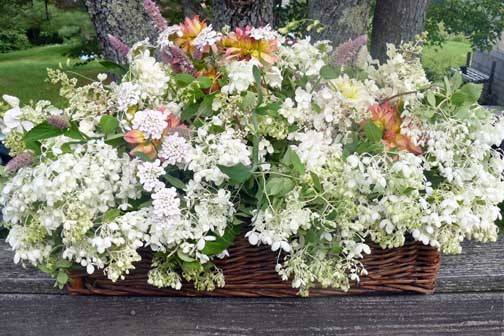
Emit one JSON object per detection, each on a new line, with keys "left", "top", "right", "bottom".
{"left": 1, "top": 238, "right": 503, "bottom": 335}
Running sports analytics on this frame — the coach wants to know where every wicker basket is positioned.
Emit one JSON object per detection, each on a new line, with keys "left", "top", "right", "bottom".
{"left": 67, "top": 228, "right": 441, "bottom": 297}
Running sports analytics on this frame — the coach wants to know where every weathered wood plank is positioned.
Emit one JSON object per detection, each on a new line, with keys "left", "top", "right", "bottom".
{"left": 438, "top": 238, "right": 504, "bottom": 293}
{"left": 1, "top": 238, "right": 504, "bottom": 294}
{"left": 0, "top": 293, "right": 502, "bottom": 336}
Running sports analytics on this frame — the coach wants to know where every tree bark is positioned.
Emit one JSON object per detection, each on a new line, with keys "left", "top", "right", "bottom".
{"left": 307, "top": 0, "right": 371, "bottom": 47}
{"left": 85, "top": 0, "right": 159, "bottom": 63}
{"left": 370, "top": 0, "right": 429, "bottom": 62}
{"left": 180, "top": 0, "right": 205, "bottom": 18}
{"left": 210, "top": 0, "right": 275, "bottom": 30}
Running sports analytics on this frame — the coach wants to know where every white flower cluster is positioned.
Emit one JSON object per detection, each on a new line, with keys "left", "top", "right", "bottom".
{"left": 188, "top": 127, "right": 252, "bottom": 185}
{"left": 158, "top": 133, "right": 192, "bottom": 166}
{"left": 221, "top": 60, "right": 257, "bottom": 94}
{"left": 367, "top": 43, "right": 429, "bottom": 105}
{"left": 278, "top": 38, "right": 330, "bottom": 77}
{"left": 131, "top": 109, "right": 168, "bottom": 140}
{"left": 2, "top": 141, "right": 142, "bottom": 279}
{"left": 130, "top": 49, "right": 170, "bottom": 98}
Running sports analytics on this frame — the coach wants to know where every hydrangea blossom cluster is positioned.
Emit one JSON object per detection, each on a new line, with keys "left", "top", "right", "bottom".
{"left": 1, "top": 141, "right": 142, "bottom": 282}
{"left": 1, "top": 15, "right": 503, "bottom": 295}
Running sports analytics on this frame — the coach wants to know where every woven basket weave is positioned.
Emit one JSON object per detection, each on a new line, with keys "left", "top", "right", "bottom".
{"left": 67, "top": 228, "right": 441, "bottom": 297}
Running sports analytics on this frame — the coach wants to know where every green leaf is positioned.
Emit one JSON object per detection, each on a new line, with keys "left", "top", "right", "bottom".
{"left": 320, "top": 65, "right": 340, "bottom": 80}
{"left": 133, "top": 152, "right": 154, "bottom": 162}
{"left": 310, "top": 172, "right": 322, "bottom": 192}
{"left": 241, "top": 91, "right": 257, "bottom": 111}
{"left": 331, "top": 243, "right": 343, "bottom": 254}
{"left": 177, "top": 249, "right": 195, "bottom": 262}
{"left": 451, "top": 83, "right": 483, "bottom": 106}
{"left": 103, "top": 208, "right": 121, "bottom": 223}
{"left": 356, "top": 140, "right": 384, "bottom": 154}
{"left": 218, "top": 163, "right": 253, "bottom": 184}
{"left": 163, "top": 174, "right": 186, "bottom": 190}
{"left": 24, "top": 139, "right": 41, "bottom": 155}
{"left": 426, "top": 91, "right": 437, "bottom": 108}
{"left": 63, "top": 122, "right": 85, "bottom": 140}
{"left": 363, "top": 121, "right": 384, "bottom": 143}
{"left": 311, "top": 102, "right": 322, "bottom": 113}
{"left": 197, "top": 76, "right": 213, "bottom": 89}
{"left": 181, "top": 261, "right": 203, "bottom": 273}
{"left": 282, "top": 147, "right": 305, "bottom": 175}
{"left": 24, "top": 122, "right": 63, "bottom": 143}
{"left": 201, "top": 224, "right": 241, "bottom": 255}
{"left": 255, "top": 102, "right": 280, "bottom": 116}
{"left": 451, "top": 72, "right": 463, "bottom": 91}
{"left": 252, "top": 65, "right": 262, "bottom": 88}
{"left": 304, "top": 229, "right": 319, "bottom": 245}
{"left": 56, "top": 271, "right": 69, "bottom": 285}
{"left": 99, "top": 115, "right": 119, "bottom": 136}
{"left": 104, "top": 133, "right": 125, "bottom": 147}
{"left": 55, "top": 260, "right": 73, "bottom": 269}
{"left": 174, "top": 73, "right": 195, "bottom": 86}
{"left": 266, "top": 176, "right": 295, "bottom": 197}
{"left": 181, "top": 103, "right": 199, "bottom": 121}
{"left": 98, "top": 61, "right": 127, "bottom": 75}
{"left": 197, "top": 95, "right": 214, "bottom": 117}
{"left": 443, "top": 77, "right": 452, "bottom": 96}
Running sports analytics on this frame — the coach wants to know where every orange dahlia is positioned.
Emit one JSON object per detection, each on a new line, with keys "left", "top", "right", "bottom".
{"left": 174, "top": 16, "right": 208, "bottom": 55}
{"left": 368, "top": 102, "right": 422, "bottom": 155}
{"left": 219, "top": 27, "right": 278, "bottom": 65}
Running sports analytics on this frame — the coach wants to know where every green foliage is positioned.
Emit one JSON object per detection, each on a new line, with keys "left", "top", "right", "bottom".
{"left": 217, "top": 163, "right": 253, "bottom": 185}
{"left": 99, "top": 115, "right": 119, "bottom": 136}
{"left": 0, "top": 0, "right": 32, "bottom": 52}
{"left": 201, "top": 223, "right": 241, "bottom": 256}
{"left": 426, "top": 0, "right": 504, "bottom": 51}
{"left": 0, "top": 0, "right": 96, "bottom": 53}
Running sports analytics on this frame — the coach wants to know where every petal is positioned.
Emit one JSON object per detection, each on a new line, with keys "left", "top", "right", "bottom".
{"left": 2, "top": 95, "right": 19, "bottom": 108}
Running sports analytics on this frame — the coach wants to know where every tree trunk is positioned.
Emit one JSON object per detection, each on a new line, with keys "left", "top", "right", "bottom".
{"left": 307, "top": 0, "right": 371, "bottom": 47}
{"left": 44, "top": 0, "right": 50, "bottom": 20}
{"left": 181, "top": 0, "right": 205, "bottom": 18}
{"left": 370, "top": 0, "right": 429, "bottom": 62}
{"left": 210, "top": 0, "right": 275, "bottom": 30}
{"left": 85, "top": 0, "right": 159, "bottom": 63}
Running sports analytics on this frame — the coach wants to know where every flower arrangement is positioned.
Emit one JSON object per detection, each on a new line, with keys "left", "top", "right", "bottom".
{"left": 1, "top": 15, "right": 504, "bottom": 296}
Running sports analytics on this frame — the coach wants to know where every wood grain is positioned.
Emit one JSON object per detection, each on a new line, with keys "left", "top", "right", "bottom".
{"left": 2, "top": 238, "right": 504, "bottom": 294}
{"left": 0, "top": 293, "right": 502, "bottom": 336}
{"left": 1, "top": 238, "right": 504, "bottom": 335}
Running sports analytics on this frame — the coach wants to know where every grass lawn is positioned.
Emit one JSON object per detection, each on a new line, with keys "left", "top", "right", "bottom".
{"left": 0, "top": 44, "right": 107, "bottom": 107}
{"left": 422, "top": 40, "right": 472, "bottom": 82}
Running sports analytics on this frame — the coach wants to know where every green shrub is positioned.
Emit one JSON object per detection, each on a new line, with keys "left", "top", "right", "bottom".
{"left": 0, "top": 28, "right": 30, "bottom": 53}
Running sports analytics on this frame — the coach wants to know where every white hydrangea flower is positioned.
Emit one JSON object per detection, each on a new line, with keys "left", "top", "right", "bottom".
{"left": 137, "top": 160, "right": 165, "bottom": 192}
{"left": 115, "top": 82, "right": 142, "bottom": 112}
{"left": 131, "top": 109, "right": 168, "bottom": 140}
{"left": 152, "top": 187, "right": 181, "bottom": 218}
{"left": 265, "top": 66, "right": 283, "bottom": 89}
{"left": 221, "top": 60, "right": 257, "bottom": 94}
{"left": 130, "top": 50, "right": 169, "bottom": 97}
{"left": 158, "top": 133, "right": 192, "bottom": 166}
{"left": 2, "top": 141, "right": 142, "bottom": 269}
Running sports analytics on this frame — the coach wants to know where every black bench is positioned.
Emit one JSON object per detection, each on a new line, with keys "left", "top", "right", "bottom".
{"left": 460, "top": 52, "right": 497, "bottom": 96}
